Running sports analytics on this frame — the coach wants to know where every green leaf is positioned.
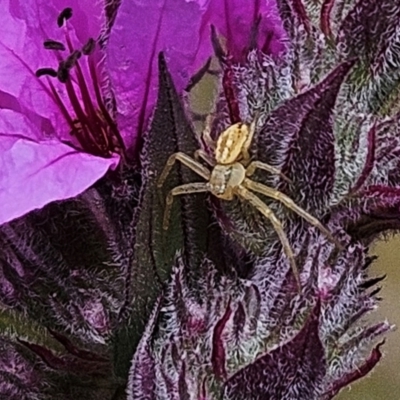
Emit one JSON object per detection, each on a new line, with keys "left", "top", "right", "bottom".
{"left": 112, "top": 52, "right": 213, "bottom": 377}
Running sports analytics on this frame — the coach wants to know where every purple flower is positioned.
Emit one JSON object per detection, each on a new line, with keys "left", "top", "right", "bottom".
{"left": 106, "top": 0, "right": 210, "bottom": 154}
{"left": 0, "top": 1, "right": 122, "bottom": 225}
{"left": 203, "top": 0, "right": 286, "bottom": 62}
{"left": 0, "top": 0, "right": 286, "bottom": 226}
{"left": 0, "top": 0, "right": 231, "bottom": 225}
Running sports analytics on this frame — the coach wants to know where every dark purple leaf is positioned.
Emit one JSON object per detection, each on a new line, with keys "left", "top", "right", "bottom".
{"left": 232, "top": 302, "right": 246, "bottom": 340}
{"left": 338, "top": 0, "right": 400, "bottom": 112}
{"left": 178, "top": 361, "right": 190, "bottom": 400}
{"left": 276, "top": 0, "right": 310, "bottom": 39}
{"left": 48, "top": 328, "right": 108, "bottom": 362}
{"left": 222, "top": 301, "right": 326, "bottom": 400}
{"left": 276, "top": 0, "right": 297, "bottom": 39}
{"left": 290, "top": 0, "right": 311, "bottom": 34}
{"left": 257, "top": 60, "right": 355, "bottom": 214}
{"left": 0, "top": 340, "right": 42, "bottom": 400}
{"left": 321, "top": 342, "right": 385, "bottom": 400}
{"left": 346, "top": 185, "right": 400, "bottom": 241}
{"left": 17, "top": 339, "right": 67, "bottom": 370}
{"left": 126, "top": 296, "right": 162, "bottom": 400}
{"left": 18, "top": 337, "right": 112, "bottom": 379}
{"left": 244, "top": 284, "right": 261, "bottom": 333}
{"left": 338, "top": 0, "right": 398, "bottom": 61}
{"left": 350, "top": 123, "right": 377, "bottom": 193}
{"left": 135, "top": 52, "right": 211, "bottom": 282}
{"left": 212, "top": 299, "right": 232, "bottom": 380}
{"left": 320, "top": 0, "right": 335, "bottom": 37}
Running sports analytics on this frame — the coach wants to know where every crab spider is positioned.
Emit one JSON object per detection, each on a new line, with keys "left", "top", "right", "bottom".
{"left": 157, "top": 120, "right": 343, "bottom": 288}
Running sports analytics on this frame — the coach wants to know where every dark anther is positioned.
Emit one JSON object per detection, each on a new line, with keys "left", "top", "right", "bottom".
{"left": 57, "top": 51, "right": 81, "bottom": 82}
{"left": 57, "top": 7, "right": 73, "bottom": 27}
{"left": 57, "top": 61, "right": 70, "bottom": 83}
{"left": 65, "top": 50, "right": 82, "bottom": 68}
{"left": 43, "top": 39, "right": 66, "bottom": 51}
{"left": 35, "top": 68, "right": 58, "bottom": 78}
{"left": 82, "top": 38, "right": 96, "bottom": 55}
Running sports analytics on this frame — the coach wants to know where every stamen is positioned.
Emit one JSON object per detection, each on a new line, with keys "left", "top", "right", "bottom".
{"left": 35, "top": 7, "right": 126, "bottom": 158}
{"left": 88, "top": 57, "right": 126, "bottom": 152}
{"left": 35, "top": 68, "right": 58, "bottom": 78}
{"left": 57, "top": 60, "right": 70, "bottom": 83}
{"left": 69, "top": 52, "right": 109, "bottom": 152}
{"left": 82, "top": 38, "right": 96, "bottom": 56}
{"left": 65, "top": 50, "right": 82, "bottom": 68}
{"left": 43, "top": 39, "right": 66, "bottom": 51}
{"left": 57, "top": 50, "right": 82, "bottom": 82}
{"left": 47, "top": 80, "right": 75, "bottom": 126}
{"left": 48, "top": 78, "right": 94, "bottom": 154}
{"left": 63, "top": 78, "right": 101, "bottom": 155}
{"left": 57, "top": 7, "right": 73, "bottom": 27}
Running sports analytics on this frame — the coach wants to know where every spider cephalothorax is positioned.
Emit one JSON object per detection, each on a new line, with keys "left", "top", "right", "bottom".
{"left": 158, "top": 120, "right": 342, "bottom": 287}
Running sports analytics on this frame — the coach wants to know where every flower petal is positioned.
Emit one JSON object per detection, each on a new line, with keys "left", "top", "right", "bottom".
{"left": 106, "top": 0, "right": 213, "bottom": 151}
{"left": 0, "top": 0, "right": 103, "bottom": 134}
{"left": 204, "top": 0, "right": 286, "bottom": 61}
{"left": 0, "top": 110, "right": 118, "bottom": 225}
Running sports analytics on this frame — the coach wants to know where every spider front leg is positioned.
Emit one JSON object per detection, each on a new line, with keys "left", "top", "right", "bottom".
{"left": 246, "top": 161, "right": 292, "bottom": 183}
{"left": 157, "top": 152, "right": 211, "bottom": 190}
{"left": 194, "top": 149, "right": 215, "bottom": 167}
{"left": 236, "top": 186, "right": 301, "bottom": 290}
{"left": 202, "top": 115, "right": 216, "bottom": 151}
{"left": 163, "top": 182, "right": 209, "bottom": 230}
{"left": 243, "top": 178, "right": 344, "bottom": 250}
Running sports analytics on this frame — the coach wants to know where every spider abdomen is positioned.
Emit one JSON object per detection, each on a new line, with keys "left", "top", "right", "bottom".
{"left": 215, "top": 123, "right": 250, "bottom": 164}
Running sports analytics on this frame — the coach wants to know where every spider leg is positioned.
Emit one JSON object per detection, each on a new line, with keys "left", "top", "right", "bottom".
{"left": 243, "top": 178, "right": 344, "bottom": 250}
{"left": 236, "top": 186, "right": 301, "bottom": 290}
{"left": 194, "top": 149, "right": 216, "bottom": 167}
{"left": 163, "top": 182, "right": 209, "bottom": 230}
{"left": 246, "top": 161, "right": 292, "bottom": 183}
{"left": 202, "top": 115, "right": 216, "bottom": 151}
{"left": 157, "top": 152, "right": 211, "bottom": 190}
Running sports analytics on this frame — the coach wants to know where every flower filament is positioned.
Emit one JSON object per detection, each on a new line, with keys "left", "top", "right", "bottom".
{"left": 36, "top": 8, "right": 125, "bottom": 159}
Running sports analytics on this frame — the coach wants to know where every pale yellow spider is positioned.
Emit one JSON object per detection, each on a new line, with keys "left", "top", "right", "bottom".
{"left": 157, "top": 120, "right": 342, "bottom": 287}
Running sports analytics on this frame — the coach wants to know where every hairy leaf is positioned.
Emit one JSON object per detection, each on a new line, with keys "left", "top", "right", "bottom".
{"left": 257, "top": 59, "right": 355, "bottom": 214}
{"left": 222, "top": 302, "right": 326, "bottom": 400}
{"left": 112, "top": 52, "right": 212, "bottom": 377}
